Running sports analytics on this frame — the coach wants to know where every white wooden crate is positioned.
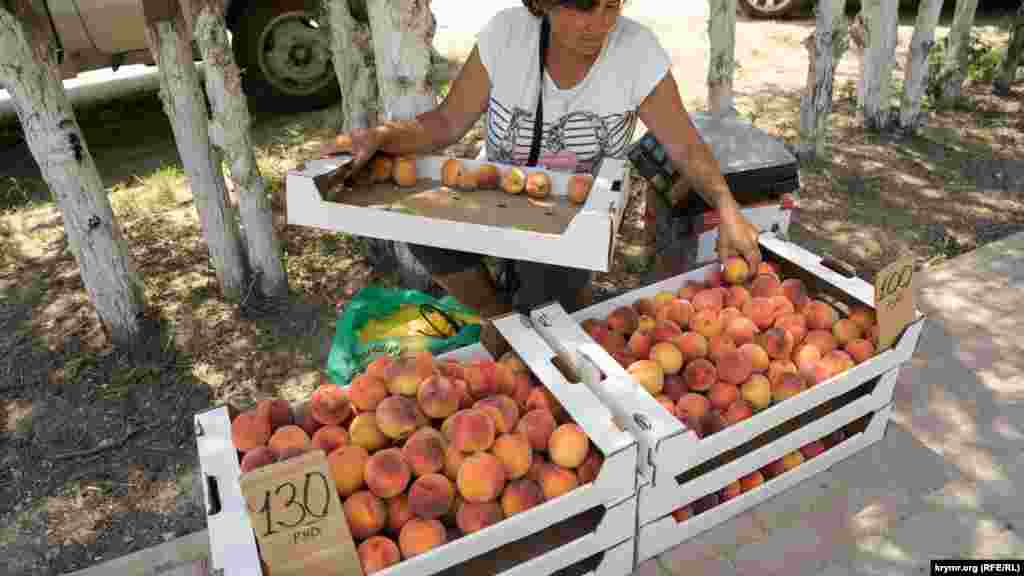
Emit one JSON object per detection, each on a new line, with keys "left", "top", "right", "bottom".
{"left": 286, "top": 155, "right": 631, "bottom": 273}
{"left": 195, "top": 321, "right": 639, "bottom": 576}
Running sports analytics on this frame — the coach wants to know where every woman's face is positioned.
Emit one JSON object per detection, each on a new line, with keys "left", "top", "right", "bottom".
{"left": 549, "top": 0, "right": 622, "bottom": 58}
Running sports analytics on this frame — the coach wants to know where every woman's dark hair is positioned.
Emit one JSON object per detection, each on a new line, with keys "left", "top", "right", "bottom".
{"left": 522, "top": 0, "right": 623, "bottom": 17}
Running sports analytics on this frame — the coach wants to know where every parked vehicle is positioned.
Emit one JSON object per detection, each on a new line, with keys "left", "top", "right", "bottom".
{"left": 739, "top": 0, "right": 998, "bottom": 19}
{"left": 43, "top": 0, "right": 368, "bottom": 111}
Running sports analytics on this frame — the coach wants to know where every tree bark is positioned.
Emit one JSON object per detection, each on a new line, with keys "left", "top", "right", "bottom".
{"left": 936, "top": 0, "right": 980, "bottom": 106}
{"left": 899, "top": 0, "right": 946, "bottom": 131}
{"left": 186, "top": 0, "right": 288, "bottom": 298}
{"left": 143, "top": 3, "right": 248, "bottom": 301}
{"left": 854, "top": 0, "right": 900, "bottom": 131}
{"left": 324, "top": 0, "right": 378, "bottom": 131}
{"left": 993, "top": 2, "right": 1024, "bottom": 96}
{"left": 707, "top": 0, "right": 737, "bottom": 115}
{"left": 798, "top": 0, "right": 849, "bottom": 160}
{"left": 0, "top": 0, "right": 148, "bottom": 348}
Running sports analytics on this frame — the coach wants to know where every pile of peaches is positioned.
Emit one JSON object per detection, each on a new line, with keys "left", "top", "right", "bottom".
{"left": 352, "top": 153, "right": 595, "bottom": 205}
{"left": 580, "top": 256, "right": 880, "bottom": 440}
{"left": 230, "top": 350, "right": 602, "bottom": 574}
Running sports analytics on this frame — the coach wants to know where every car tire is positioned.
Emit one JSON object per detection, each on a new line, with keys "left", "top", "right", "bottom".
{"left": 233, "top": 0, "right": 341, "bottom": 113}
{"left": 738, "top": 0, "right": 806, "bottom": 19}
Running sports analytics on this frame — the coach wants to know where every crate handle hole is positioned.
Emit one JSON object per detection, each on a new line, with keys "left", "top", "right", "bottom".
{"left": 205, "top": 475, "right": 222, "bottom": 517}
{"left": 550, "top": 355, "right": 581, "bottom": 384}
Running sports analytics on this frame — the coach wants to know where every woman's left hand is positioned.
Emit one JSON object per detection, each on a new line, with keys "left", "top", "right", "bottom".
{"left": 715, "top": 201, "right": 763, "bottom": 272}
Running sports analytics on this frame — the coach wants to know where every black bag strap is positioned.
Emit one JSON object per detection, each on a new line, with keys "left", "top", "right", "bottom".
{"left": 527, "top": 16, "right": 550, "bottom": 167}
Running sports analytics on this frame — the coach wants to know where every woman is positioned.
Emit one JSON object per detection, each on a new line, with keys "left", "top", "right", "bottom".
{"left": 321, "top": 0, "right": 762, "bottom": 355}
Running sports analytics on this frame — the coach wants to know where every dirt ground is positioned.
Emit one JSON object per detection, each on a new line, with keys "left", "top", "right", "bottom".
{"left": 1, "top": 7, "right": 1022, "bottom": 576}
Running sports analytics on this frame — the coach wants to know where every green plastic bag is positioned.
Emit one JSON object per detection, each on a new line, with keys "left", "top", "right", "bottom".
{"left": 326, "top": 285, "right": 482, "bottom": 386}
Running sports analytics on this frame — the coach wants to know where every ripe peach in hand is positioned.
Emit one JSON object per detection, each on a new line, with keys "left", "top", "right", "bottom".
{"left": 722, "top": 256, "right": 751, "bottom": 285}
{"left": 393, "top": 156, "right": 418, "bottom": 187}
{"left": 502, "top": 166, "right": 526, "bottom": 194}
{"left": 525, "top": 171, "right": 552, "bottom": 199}
{"left": 627, "top": 359, "right": 665, "bottom": 395}
{"left": 832, "top": 318, "right": 863, "bottom": 346}
{"left": 548, "top": 423, "right": 590, "bottom": 469}
{"left": 568, "top": 173, "right": 594, "bottom": 204}
{"left": 740, "top": 374, "right": 772, "bottom": 411}
{"left": 684, "top": 358, "right": 717, "bottom": 392}
{"left": 371, "top": 155, "right": 395, "bottom": 183}
{"left": 441, "top": 158, "right": 464, "bottom": 187}
{"left": 477, "top": 163, "right": 501, "bottom": 189}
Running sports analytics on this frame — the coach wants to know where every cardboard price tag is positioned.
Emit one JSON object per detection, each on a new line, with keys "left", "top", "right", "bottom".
{"left": 873, "top": 255, "right": 916, "bottom": 351}
{"left": 240, "top": 450, "right": 364, "bottom": 576}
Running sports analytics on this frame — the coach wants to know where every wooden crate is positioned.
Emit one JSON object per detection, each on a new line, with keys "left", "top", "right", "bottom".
{"left": 194, "top": 319, "right": 639, "bottom": 576}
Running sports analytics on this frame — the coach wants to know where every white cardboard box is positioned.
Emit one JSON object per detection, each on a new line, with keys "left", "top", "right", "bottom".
{"left": 195, "top": 319, "right": 639, "bottom": 576}
{"left": 286, "top": 155, "right": 631, "bottom": 273}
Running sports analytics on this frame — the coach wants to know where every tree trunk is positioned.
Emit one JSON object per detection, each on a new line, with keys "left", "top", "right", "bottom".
{"left": 797, "top": 0, "right": 850, "bottom": 160}
{"left": 899, "top": 0, "right": 946, "bottom": 131}
{"left": 993, "top": 2, "right": 1024, "bottom": 96}
{"left": 324, "top": 0, "right": 378, "bottom": 131}
{"left": 707, "top": 0, "right": 737, "bottom": 115}
{"left": 187, "top": 0, "right": 288, "bottom": 298}
{"left": 854, "top": 0, "right": 900, "bottom": 130}
{"left": 0, "top": 1, "right": 148, "bottom": 348}
{"left": 936, "top": 0, "right": 980, "bottom": 106}
{"left": 143, "top": 3, "right": 248, "bottom": 301}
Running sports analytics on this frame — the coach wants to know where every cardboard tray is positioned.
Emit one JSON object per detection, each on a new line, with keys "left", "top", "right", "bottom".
{"left": 285, "top": 154, "right": 631, "bottom": 272}
{"left": 195, "top": 323, "right": 639, "bottom": 576}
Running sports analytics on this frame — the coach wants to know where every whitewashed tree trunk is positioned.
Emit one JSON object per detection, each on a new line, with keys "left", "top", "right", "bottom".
{"left": 898, "top": 0, "right": 946, "bottom": 131}
{"left": 0, "top": 1, "right": 147, "bottom": 348}
{"left": 325, "top": 0, "right": 378, "bottom": 131}
{"left": 993, "top": 2, "right": 1024, "bottom": 96}
{"left": 707, "top": 0, "right": 737, "bottom": 115}
{"left": 854, "top": 0, "right": 900, "bottom": 130}
{"left": 936, "top": 0, "right": 980, "bottom": 106}
{"left": 188, "top": 0, "right": 288, "bottom": 298}
{"left": 144, "top": 8, "right": 248, "bottom": 301}
{"left": 798, "top": 0, "right": 850, "bottom": 160}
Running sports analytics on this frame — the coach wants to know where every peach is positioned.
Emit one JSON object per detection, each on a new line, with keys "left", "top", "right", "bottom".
{"left": 676, "top": 392, "right": 712, "bottom": 422}
{"left": 725, "top": 284, "right": 751, "bottom": 312}
{"left": 763, "top": 458, "right": 786, "bottom": 479}
{"left": 772, "top": 373, "right": 806, "bottom": 403}
{"left": 456, "top": 500, "right": 504, "bottom": 535}
{"left": 538, "top": 463, "right": 579, "bottom": 500}
{"left": 628, "top": 330, "right": 654, "bottom": 359}
{"left": 720, "top": 480, "right": 742, "bottom": 502}
{"left": 793, "top": 344, "right": 822, "bottom": 376}
{"left": 393, "top": 156, "right": 418, "bottom": 187}
{"left": 442, "top": 442, "right": 466, "bottom": 482}
{"left": 344, "top": 490, "right": 388, "bottom": 540}
{"left": 516, "top": 409, "right": 557, "bottom": 453}
{"left": 329, "top": 445, "right": 370, "bottom": 498}
{"left": 692, "top": 289, "right": 724, "bottom": 313}
{"left": 704, "top": 409, "right": 729, "bottom": 436}
{"left": 750, "top": 274, "right": 782, "bottom": 299}
{"left": 596, "top": 330, "right": 628, "bottom": 355}
{"left": 257, "top": 398, "right": 293, "bottom": 433}
{"left": 293, "top": 402, "right": 323, "bottom": 438}
{"left": 457, "top": 452, "right": 507, "bottom": 503}
{"left": 708, "top": 334, "right": 738, "bottom": 365}
{"left": 724, "top": 398, "right": 754, "bottom": 425}
{"left": 387, "top": 493, "right": 414, "bottom": 535}
{"left": 774, "top": 313, "right": 808, "bottom": 346}
{"left": 705, "top": 267, "right": 723, "bottom": 287}
{"left": 767, "top": 360, "right": 799, "bottom": 386}
{"left": 417, "top": 373, "right": 461, "bottom": 420}
{"left": 499, "top": 351, "right": 528, "bottom": 375}
{"left": 628, "top": 359, "right": 666, "bottom": 395}
{"left": 722, "top": 256, "right": 751, "bottom": 285}
{"left": 804, "top": 300, "right": 838, "bottom": 331}
{"left": 475, "top": 395, "right": 521, "bottom": 434}
{"left": 743, "top": 297, "right": 777, "bottom": 330}
{"left": 349, "top": 374, "right": 390, "bottom": 412}
{"left": 709, "top": 382, "right": 740, "bottom": 411}
{"left": 610, "top": 350, "right": 638, "bottom": 369}
{"left": 365, "top": 448, "right": 412, "bottom": 499}
{"left": 366, "top": 355, "right": 396, "bottom": 381}
{"left": 464, "top": 360, "right": 501, "bottom": 400}
{"left": 509, "top": 375, "right": 533, "bottom": 412}
{"left": 577, "top": 450, "right": 603, "bottom": 484}
{"left": 832, "top": 318, "right": 863, "bottom": 347}
{"left": 684, "top": 358, "right": 718, "bottom": 392}
{"left": 376, "top": 396, "right": 424, "bottom": 441}
{"left": 403, "top": 427, "right": 446, "bottom": 477}
{"left": 637, "top": 314, "right": 657, "bottom": 333}
{"left": 490, "top": 363, "right": 517, "bottom": 398}
{"left": 525, "top": 387, "right": 563, "bottom": 419}
{"left": 804, "top": 330, "right": 838, "bottom": 355}
{"left": 633, "top": 297, "right": 658, "bottom": 318}
{"left": 740, "top": 470, "right": 765, "bottom": 492}
{"left": 845, "top": 338, "right": 876, "bottom": 363}
{"left": 849, "top": 306, "right": 877, "bottom": 332}
{"left": 867, "top": 323, "right": 880, "bottom": 346}
{"left": 781, "top": 451, "right": 805, "bottom": 471}
{"left": 822, "top": 349, "right": 855, "bottom": 376}
{"left": 312, "top": 385, "right": 353, "bottom": 426}
{"left": 648, "top": 342, "right": 684, "bottom": 375}
{"left": 691, "top": 309, "right": 724, "bottom": 340}
{"left": 240, "top": 446, "right": 278, "bottom": 473}
{"left": 359, "top": 536, "right": 401, "bottom": 574}
{"left": 772, "top": 295, "right": 796, "bottom": 318}
{"left": 607, "top": 306, "right": 640, "bottom": 334}
{"left": 740, "top": 374, "right": 772, "bottom": 411}
{"left": 724, "top": 316, "right": 758, "bottom": 346}
{"left": 501, "top": 478, "right": 544, "bottom": 517}
{"left": 398, "top": 518, "right": 446, "bottom": 558}
{"left": 408, "top": 473, "right": 455, "bottom": 520}
{"left": 757, "top": 327, "right": 795, "bottom": 360}
{"left": 492, "top": 432, "right": 533, "bottom": 479}
{"left": 671, "top": 505, "right": 693, "bottom": 522}
{"left": 567, "top": 173, "right": 594, "bottom": 204}
{"left": 758, "top": 261, "right": 781, "bottom": 277}
{"left": 739, "top": 343, "right": 771, "bottom": 374}
{"left": 475, "top": 163, "right": 500, "bottom": 189}
{"left": 718, "top": 349, "right": 753, "bottom": 385}
{"left": 447, "top": 408, "right": 496, "bottom": 453}
{"left": 268, "top": 425, "right": 311, "bottom": 458}
{"left": 581, "top": 318, "right": 608, "bottom": 338}
{"left": 441, "top": 158, "right": 464, "bottom": 187}
{"left": 662, "top": 373, "right": 688, "bottom": 402}
{"left": 548, "top": 423, "right": 590, "bottom": 469}
{"left": 800, "top": 440, "right": 826, "bottom": 460}
{"left": 650, "top": 319, "right": 684, "bottom": 344}
{"left": 232, "top": 410, "right": 271, "bottom": 452}
{"left": 674, "top": 331, "right": 709, "bottom": 361}
{"left": 382, "top": 356, "right": 426, "bottom": 398}
{"left": 677, "top": 282, "right": 704, "bottom": 301}
{"left": 349, "top": 412, "right": 390, "bottom": 453}
{"left": 502, "top": 166, "right": 526, "bottom": 194}
{"left": 654, "top": 290, "right": 678, "bottom": 310}
{"left": 659, "top": 298, "right": 694, "bottom": 330}
{"left": 781, "top": 278, "right": 810, "bottom": 310}
{"left": 525, "top": 171, "right": 552, "bottom": 199}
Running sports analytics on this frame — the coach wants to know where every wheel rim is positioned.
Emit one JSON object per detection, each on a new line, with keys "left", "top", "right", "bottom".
{"left": 745, "top": 0, "right": 796, "bottom": 14}
{"left": 256, "top": 11, "right": 334, "bottom": 97}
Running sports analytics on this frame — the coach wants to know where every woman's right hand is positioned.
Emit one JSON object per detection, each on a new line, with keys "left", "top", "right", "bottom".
{"left": 319, "top": 127, "right": 382, "bottom": 171}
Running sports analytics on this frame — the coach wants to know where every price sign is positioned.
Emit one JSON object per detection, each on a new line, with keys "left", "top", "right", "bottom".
{"left": 240, "top": 450, "right": 364, "bottom": 576}
{"left": 873, "top": 255, "right": 916, "bottom": 351}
